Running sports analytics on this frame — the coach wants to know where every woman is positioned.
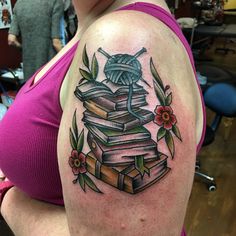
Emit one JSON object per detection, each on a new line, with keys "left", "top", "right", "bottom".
{"left": 8, "top": 0, "right": 64, "bottom": 81}
{"left": 0, "top": 0, "right": 205, "bottom": 235}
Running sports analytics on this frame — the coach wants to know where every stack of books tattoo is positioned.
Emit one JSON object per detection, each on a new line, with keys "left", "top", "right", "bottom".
{"left": 75, "top": 80, "right": 170, "bottom": 194}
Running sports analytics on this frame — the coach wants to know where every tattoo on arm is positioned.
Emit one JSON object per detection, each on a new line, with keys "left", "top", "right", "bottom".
{"left": 68, "top": 45, "right": 182, "bottom": 194}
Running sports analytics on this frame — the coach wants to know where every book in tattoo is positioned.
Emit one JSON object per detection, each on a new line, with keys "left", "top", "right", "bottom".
{"left": 83, "top": 100, "right": 138, "bottom": 119}
{"left": 86, "top": 152, "right": 170, "bottom": 194}
{"left": 84, "top": 100, "right": 141, "bottom": 120}
{"left": 85, "top": 124, "right": 151, "bottom": 146}
{"left": 87, "top": 132, "right": 159, "bottom": 166}
{"left": 83, "top": 109, "right": 154, "bottom": 131}
{"left": 74, "top": 80, "right": 147, "bottom": 102}
{"left": 89, "top": 95, "right": 148, "bottom": 111}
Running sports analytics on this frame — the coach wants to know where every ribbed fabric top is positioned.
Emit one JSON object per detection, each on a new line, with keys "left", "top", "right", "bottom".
{"left": 0, "top": 2, "right": 205, "bottom": 211}
{"left": 0, "top": 42, "right": 78, "bottom": 205}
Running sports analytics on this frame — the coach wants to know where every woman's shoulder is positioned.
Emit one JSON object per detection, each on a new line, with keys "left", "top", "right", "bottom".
{"left": 62, "top": 7, "right": 204, "bottom": 137}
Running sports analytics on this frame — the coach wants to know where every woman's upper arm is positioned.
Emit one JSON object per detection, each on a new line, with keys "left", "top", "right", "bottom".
{"left": 58, "top": 11, "right": 201, "bottom": 236}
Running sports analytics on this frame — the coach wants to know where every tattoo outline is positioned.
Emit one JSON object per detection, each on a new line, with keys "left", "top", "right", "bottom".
{"left": 68, "top": 45, "right": 182, "bottom": 194}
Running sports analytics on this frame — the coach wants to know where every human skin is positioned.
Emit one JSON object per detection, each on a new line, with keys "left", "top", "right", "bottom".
{"left": 53, "top": 38, "right": 64, "bottom": 52}
{"left": 1, "top": 187, "right": 70, "bottom": 236}
{"left": 57, "top": 10, "right": 201, "bottom": 236}
{"left": 1, "top": 1, "right": 204, "bottom": 235}
{"left": 8, "top": 34, "right": 21, "bottom": 48}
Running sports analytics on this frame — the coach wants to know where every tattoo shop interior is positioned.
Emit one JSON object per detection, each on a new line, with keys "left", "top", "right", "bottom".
{"left": 0, "top": 0, "right": 236, "bottom": 235}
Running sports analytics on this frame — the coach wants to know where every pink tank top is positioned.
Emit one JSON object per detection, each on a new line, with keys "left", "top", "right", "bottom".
{"left": 0, "top": 4, "right": 205, "bottom": 233}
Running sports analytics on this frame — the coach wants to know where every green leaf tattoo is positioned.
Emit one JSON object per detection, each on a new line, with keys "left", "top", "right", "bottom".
{"left": 153, "top": 80, "right": 166, "bottom": 106}
{"left": 79, "top": 45, "right": 99, "bottom": 81}
{"left": 72, "top": 110, "right": 78, "bottom": 140}
{"left": 172, "top": 125, "right": 182, "bottom": 141}
{"left": 77, "top": 129, "right": 84, "bottom": 154}
{"left": 150, "top": 58, "right": 165, "bottom": 91}
{"left": 157, "top": 127, "right": 166, "bottom": 141}
{"left": 135, "top": 156, "right": 150, "bottom": 178}
{"left": 69, "top": 128, "right": 77, "bottom": 150}
{"left": 69, "top": 110, "right": 102, "bottom": 193}
{"left": 78, "top": 174, "right": 85, "bottom": 191}
{"left": 165, "top": 92, "right": 172, "bottom": 106}
{"left": 165, "top": 130, "right": 175, "bottom": 158}
{"left": 91, "top": 53, "right": 99, "bottom": 79}
{"left": 79, "top": 68, "right": 92, "bottom": 81}
{"left": 151, "top": 58, "right": 182, "bottom": 159}
{"left": 82, "top": 45, "right": 89, "bottom": 68}
{"left": 83, "top": 174, "right": 102, "bottom": 193}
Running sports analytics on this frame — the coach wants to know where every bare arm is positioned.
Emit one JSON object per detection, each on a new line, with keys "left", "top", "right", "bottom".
{"left": 58, "top": 11, "right": 203, "bottom": 236}
{"left": 53, "top": 38, "right": 63, "bottom": 52}
{"left": 1, "top": 187, "right": 70, "bottom": 236}
{"left": 8, "top": 34, "right": 21, "bottom": 48}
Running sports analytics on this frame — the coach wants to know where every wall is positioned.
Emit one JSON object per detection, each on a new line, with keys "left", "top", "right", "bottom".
{"left": 224, "top": 0, "right": 236, "bottom": 10}
{"left": 0, "top": 0, "right": 21, "bottom": 69}
{"left": 175, "top": 0, "right": 196, "bottom": 18}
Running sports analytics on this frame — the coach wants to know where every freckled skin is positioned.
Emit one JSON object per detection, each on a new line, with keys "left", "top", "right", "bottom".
{"left": 140, "top": 217, "right": 146, "bottom": 222}
{"left": 120, "top": 223, "right": 126, "bottom": 230}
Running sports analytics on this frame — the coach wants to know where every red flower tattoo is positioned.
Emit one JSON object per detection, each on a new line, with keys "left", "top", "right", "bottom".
{"left": 154, "top": 105, "right": 177, "bottom": 130}
{"left": 69, "top": 150, "right": 87, "bottom": 175}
